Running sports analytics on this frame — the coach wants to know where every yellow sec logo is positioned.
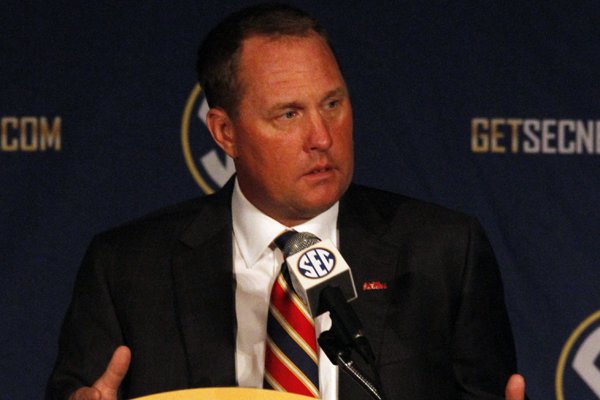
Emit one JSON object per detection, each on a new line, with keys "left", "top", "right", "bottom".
{"left": 181, "top": 84, "right": 235, "bottom": 194}
{"left": 556, "top": 310, "right": 600, "bottom": 399}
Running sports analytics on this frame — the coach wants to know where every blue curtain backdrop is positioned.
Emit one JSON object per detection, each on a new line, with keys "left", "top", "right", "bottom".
{"left": 2, "top": 2, "right": 599, "bottom": 399}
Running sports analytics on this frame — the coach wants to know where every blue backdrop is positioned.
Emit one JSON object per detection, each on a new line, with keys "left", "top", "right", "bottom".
{"left": 2, "top": 1, "right": 600, "bottom": 399}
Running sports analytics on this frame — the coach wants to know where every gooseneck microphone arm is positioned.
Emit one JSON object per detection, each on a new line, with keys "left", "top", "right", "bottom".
{"left": 318, "top": 328, "right": 384, "bottom": 400}
{"left": 318, "top": 286, "right": 376, "bottom": 364}
{"left": 318, "top": 287, "right": 385, "bottom": 400}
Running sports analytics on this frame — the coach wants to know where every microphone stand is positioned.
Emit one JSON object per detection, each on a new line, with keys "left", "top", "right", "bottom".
{"left": 319, "top": 329, "right": 385, "bottom": 400}
{"left": 318, "top": 287, "right": 386, "bottom": 400}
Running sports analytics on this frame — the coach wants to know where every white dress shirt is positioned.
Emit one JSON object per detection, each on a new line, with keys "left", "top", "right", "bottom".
{"left": 231, "top": 179, "right": 339, "bottom": 399}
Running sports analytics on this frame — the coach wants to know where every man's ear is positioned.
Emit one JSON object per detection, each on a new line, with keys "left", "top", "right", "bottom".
{"left": 205, "top": 107, "right": 237, "bottom": 158}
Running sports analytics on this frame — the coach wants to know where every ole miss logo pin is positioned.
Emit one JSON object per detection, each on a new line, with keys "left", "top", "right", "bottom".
{"left": 297, "top": 248, "right": 336, "bottom": 279}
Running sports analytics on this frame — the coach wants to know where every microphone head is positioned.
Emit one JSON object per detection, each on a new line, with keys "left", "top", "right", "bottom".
{"left": 283, "top": 234, "right": 358, "bottom": 317}
{"left": 283, "top": 232, "right": 321, "bottom": 257}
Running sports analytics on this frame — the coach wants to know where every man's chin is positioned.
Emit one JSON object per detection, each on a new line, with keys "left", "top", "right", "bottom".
{"left": 296, "top": 194, "right": 341, "bottom": 218}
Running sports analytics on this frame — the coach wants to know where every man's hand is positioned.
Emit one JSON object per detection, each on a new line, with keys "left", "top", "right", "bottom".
{"left": 69, "top": 346, "right": 131, "bottom": 400}
{"left": 505, "top": 373, "right": 526, "bottom": 400}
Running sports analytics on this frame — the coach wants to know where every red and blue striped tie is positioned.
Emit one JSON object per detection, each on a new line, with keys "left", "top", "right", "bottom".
{"left": 263, "top": 231, "right": 320, "bottom": 398}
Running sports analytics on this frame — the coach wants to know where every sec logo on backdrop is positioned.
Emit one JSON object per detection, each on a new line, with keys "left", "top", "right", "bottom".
{"left": 181, "top": 84, "right": 235, "bottom": 194}
{"left": 556, "top": 310, "right": 600, "bottom": 399}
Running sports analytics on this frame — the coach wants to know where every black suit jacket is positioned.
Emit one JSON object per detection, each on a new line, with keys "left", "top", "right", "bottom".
{"left": 47, "top": 182, "right": 517, "bottom": 400}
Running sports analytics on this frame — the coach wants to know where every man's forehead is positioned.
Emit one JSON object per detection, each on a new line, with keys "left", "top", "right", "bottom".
{"left": 237, "top": 33, "right": 342, "bottom": 81}
{"left": 242, "top": 31, "right": 323, "bottom": 47}
{"left": 232, "top": 32, "right": 347, "bottom": 111}
{"left": 238, "top": 32, "right": 329, "bottom": 65}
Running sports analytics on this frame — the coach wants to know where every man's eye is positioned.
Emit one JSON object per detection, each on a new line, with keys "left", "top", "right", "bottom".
{"left": 326, "top": 99, "right": 339, "bottom": 109}
{"left": 282, "top": 111, "right": 297, "bottom": 120}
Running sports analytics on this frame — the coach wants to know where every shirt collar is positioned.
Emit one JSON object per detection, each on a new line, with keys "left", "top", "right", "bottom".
{"left": 231, "top": 178, "right": 339, "bottom": 268}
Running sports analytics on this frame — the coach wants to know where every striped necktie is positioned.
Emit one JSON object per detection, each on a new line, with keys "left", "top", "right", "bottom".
{"left": 263, "top": 231, "right": 320, "bottom": 398}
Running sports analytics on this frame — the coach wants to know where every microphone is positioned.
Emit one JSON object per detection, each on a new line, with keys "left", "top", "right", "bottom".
{"left": 281, "top": 232, "right": 357, "bottom": 316}
{"left": 281, "top": 232, "right": 375, "bottom": 364}
{"left": 282, "top": 232, "right": 384, "bottom": 400}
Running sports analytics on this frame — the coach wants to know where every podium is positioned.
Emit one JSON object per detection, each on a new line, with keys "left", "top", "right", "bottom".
{"left": 132, "top": 388, "right": 315, "bottom": 400}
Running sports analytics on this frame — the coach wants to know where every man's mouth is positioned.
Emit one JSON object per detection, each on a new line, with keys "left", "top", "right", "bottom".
{"left": 308, "top": 165, "right": 333, "bottom": 175}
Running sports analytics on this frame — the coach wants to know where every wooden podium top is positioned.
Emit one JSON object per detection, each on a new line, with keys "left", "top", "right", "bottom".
{"left": 132, "top": 387, "right": 315, "bottom": 400}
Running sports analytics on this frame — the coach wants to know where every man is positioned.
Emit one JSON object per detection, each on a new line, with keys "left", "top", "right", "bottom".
{"left": 47, "top": 4, "right": 526, "bottom": 400}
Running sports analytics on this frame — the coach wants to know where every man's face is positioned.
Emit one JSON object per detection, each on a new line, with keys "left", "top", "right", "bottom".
{"left": 222, "top": 33, "right": 354, "bottom": 226}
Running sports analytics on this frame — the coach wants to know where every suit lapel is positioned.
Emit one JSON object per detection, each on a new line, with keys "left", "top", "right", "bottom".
{"left": 171, "top": 182, "right": 237, "bottom": 388}
{"left": 337, "top": 185, "right": 400, "bottom": 398}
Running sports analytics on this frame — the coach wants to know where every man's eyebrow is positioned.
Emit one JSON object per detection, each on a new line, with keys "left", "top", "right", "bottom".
{"left": 267, "top": 87, "right": 348, "bottom": 113}
{"left": 269, "top": 101, "right": 303, "bottom": 112}
{"left": 323, "top": 87, "right": 348, "bottom": 100}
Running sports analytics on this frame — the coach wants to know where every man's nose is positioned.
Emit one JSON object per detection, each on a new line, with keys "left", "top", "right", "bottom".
{"left": 305, "top": 112, "right": 333, "bottom": 151}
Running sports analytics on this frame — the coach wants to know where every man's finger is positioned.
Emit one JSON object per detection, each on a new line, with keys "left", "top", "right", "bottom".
{"left": 92, "top": 346, "right": 131, "bottom": 396}
{"left": 505, "top": 373, "right": 525, "bottom": 400}
{"left": 69, "top": 386, "right": 101, "bottom": 400}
